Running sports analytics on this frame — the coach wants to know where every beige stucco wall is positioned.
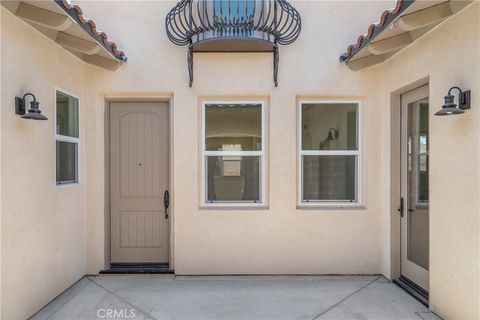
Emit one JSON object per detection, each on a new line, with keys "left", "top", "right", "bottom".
{"left": 1, "top": 8, "right": 87, "bottom": 320}
{"left": 0, "top": 7, "right": 3, "bottom": 319}
{"left": 1, "top": 1, "right": 479, "bottom": 319}
{"left": 78, "top": 0, "right": 391, "bottom": 276}
{"left": 379, "top": 3, "right": 480, "bottom": 319}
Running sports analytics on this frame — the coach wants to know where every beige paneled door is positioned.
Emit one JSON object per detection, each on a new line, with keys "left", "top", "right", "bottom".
{"left": 400, "top": 85, "right": 429, "bottom": 291}
{"left": 110, "top": 102, "right": 169, "bottom": 263}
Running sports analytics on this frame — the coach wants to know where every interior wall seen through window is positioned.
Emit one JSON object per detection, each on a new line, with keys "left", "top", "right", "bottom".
{"left": 56, "top": 91, "right": 79, "bottom": 185}
{"left": 204, "top": 103, "right": 263, "bottom": 203}
{"left": 301, "top": 102, "right": 359, "bottom": 202}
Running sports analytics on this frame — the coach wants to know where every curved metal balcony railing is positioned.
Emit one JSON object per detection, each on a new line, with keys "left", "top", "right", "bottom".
{"left": 166, "top": 0, "right": 301, "bottom": 86}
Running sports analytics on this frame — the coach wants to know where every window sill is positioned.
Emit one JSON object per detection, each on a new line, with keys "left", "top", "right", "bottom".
{"left": 297, "top": 203, "right": 366, "bottom": 210}
{"left": 199, "top": 202, "right": 269, "bottom": 210}
{"left": 56, "top": 182, "right": 80, "bottom": 188}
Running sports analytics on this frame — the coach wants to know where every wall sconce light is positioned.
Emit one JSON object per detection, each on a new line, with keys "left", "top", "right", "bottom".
{"left": 434, "top": 86, "right": 471, "bottom": 116}
{"left": 15, "top": 93, "right": 48, "bottom": 120}
{"left": 326, "top": 128, "right": 338, "bottom": 140}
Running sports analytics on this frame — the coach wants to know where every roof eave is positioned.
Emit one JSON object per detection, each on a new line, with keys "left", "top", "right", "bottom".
{"left": 340, "top": 0, "right": 473, "bottom": 70}
{"left": 1, "top": 0, "right": 127, "bottom": 70}
{"left": 339, "top": 0, "right": 415, "bottom": 63}
{"left": 53, "top": 0, "right": 127, "bottom": 63}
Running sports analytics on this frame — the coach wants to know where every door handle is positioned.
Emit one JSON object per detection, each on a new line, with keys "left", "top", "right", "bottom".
{"left": 398, "top": 197, "right": 404, "bottom": 217}
{"left": 163, "top": 190, "right": 169, "bottom": 220}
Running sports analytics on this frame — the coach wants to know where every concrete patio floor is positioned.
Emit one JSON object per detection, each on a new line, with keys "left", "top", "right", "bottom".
{"left": 32, "top": 275, "right": 440, "bottom": 320}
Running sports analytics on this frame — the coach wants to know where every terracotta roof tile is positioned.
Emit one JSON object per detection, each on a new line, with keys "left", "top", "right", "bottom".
{"left": 55, "top": 0, "right": 127, "bottom": 62}
{"left": 339, "top": 0, "right": 414, "bottom": 63}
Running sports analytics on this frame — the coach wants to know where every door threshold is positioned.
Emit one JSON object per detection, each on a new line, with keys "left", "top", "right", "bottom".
{"left": 394, "top": 275, "right": 428, "bottom": 306}
{"left": 100, "top": 262, "right": 174, "bottom": 274}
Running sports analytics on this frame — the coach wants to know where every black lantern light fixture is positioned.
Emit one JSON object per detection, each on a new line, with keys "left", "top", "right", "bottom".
{"left": 435, "top": 86, "right": 471, "bottom": 116}
{"left": 15, "top": 93, "right": 48, "bottom": 120}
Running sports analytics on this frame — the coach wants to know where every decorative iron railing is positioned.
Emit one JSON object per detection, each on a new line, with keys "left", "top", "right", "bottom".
{"left": 166, "top": 0, "right": 301, "bottom": 86}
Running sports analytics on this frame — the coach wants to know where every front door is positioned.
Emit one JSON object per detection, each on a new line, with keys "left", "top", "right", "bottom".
{"left": 400, "top": 85, "right": 429, "bottom": 291}
{"left": 110, "top": 102, "right": 169, "bottom": 263}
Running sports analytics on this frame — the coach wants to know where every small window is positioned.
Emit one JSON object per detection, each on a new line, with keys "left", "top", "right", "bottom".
{"left": 56, "top": 91, "right": 79, "bottom": 185}
{"left": 300, "top": 101, "right": 360, "bottom": 203}
{"left": 203, "top": 102, "right": 263, "bottom": 204}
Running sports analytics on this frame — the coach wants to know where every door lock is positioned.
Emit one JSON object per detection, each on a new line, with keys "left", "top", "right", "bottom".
{"left": 398, "top": 197, "right": 404, "bottom": 217}
{"left": 163, "top": 190, "right": 170, "bottom": 219}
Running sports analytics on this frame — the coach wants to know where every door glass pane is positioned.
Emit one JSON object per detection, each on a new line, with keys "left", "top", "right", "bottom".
{"left": 56, "top": 141, "right": 78, "bottom": 184}
{"left": 302, "top": 103, "right": 358, "bottom": 150}
{"left": 417, "top": 103, "right": 429, "bottom": 202}
{"left": 205, "top": 103, "right": 261, "bottom": 151}
{"left": 207, "top": 156, "right": 260, "bottom": 202}
{"left": 407, "top": 98, "right": 429, "bottom": 270}
{"left": 303, "top": 155, "right": 356, "bottom": 201}
{"left": 56, "top": 91, "right": 79, "bottom": 138}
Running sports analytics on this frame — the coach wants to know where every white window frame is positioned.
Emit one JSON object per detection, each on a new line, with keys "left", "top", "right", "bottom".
{"left": 297, "top": 99, "right": 362, "bottom": 208}
{"left": 201, "top": 100, "right": 265, "bottom": 207}
{"left": 55, "top": 88, "right": 80, "bottom": 186}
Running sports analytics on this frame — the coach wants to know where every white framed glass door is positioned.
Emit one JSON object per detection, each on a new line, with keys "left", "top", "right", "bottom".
{"left": 400, "top": 85, "right": 429, "bottom": 291}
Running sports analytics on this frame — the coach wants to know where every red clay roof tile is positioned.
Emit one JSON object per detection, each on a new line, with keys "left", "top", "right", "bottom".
{"left": 56, "top": 0, "right": 126, "bottom": 62}
{"left": 339, "top": 0, "right": 414, "bottom": 63}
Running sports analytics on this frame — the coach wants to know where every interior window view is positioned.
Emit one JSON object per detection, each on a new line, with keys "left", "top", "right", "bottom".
{"left": 204, "top": 103, "right": 263, "bottom": 203}
{"left": 407, "top": 98, "right": 429, "bottom": 270}
{"left": 301, "top": 102, "right": 359, "bottom": 202}
{"left": 55, "top": 91, "right": 79, "bottom": 185}
{"left": 416, "top": 102, "right": 429, "bottom": 203}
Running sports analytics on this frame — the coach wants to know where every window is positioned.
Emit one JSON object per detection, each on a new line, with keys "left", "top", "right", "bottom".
{"left": 416, "top": 101, "right": 429, "bottom": 203}
{"left": 56, "top": 90, "right": 79, "bottom": 185}
{"left": 299, "top": 101, "right": 360, "bottom": 204}
{"left": 203, "top": 102, "right": 264, "bottom": 204}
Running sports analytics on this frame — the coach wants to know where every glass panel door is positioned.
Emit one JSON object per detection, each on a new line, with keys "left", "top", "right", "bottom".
{"left": 407, "top": 99, "right": 429, "bottom": 270}
{"left": 401, "top": 85, "right": 429, "bottom": 291}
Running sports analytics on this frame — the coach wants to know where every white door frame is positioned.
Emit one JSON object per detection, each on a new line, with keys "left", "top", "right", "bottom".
{"left": 400, "top": 85, "right": 429, "bottom": 290}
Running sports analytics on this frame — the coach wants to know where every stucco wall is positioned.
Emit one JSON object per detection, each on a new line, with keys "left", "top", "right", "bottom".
{"left": 78, "top": 0, "right": 390, "bottom": 276}
{"left": 2, "top": 1, "right": 478, "bottom": 319}
{"left": 379, "top": 3, "right": 480, "bottom": 319}
{"left": 0, "top": 7, "right": 3, "bottom": 319}
{"left": 1, "top": 8, "right": 87, "bottom": 320}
